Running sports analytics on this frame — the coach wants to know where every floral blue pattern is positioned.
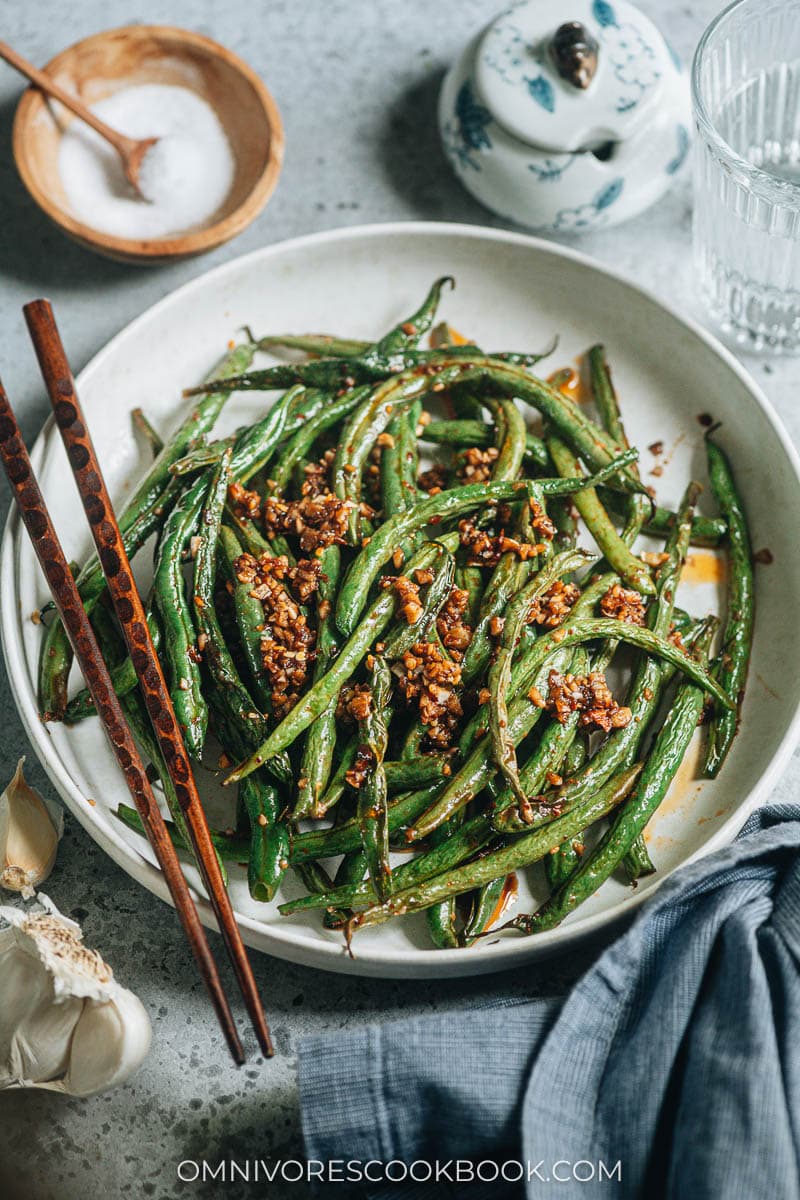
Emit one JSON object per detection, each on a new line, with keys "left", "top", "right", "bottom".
{"left": 456, "top": 81, "right": 493, "bottom": 151}
{"left": 527, "top": 156, "right": 575, "bottom": 182}
{"left": 594, "top": 177, "right": 624, "bottom": 209}
{"left": 525, "top": 75, "right": 555, "bottom": 113}
{"left": 592, "top": 0, "right": 618, "bottom": 28}
{"left": 442, "top": 81, "right": 493, "bottom": 172}
{"left": 552, "top": 176, "right": 625, "bottom": 231}
{"left": 666, "top": 124, "right": 690, "bottom": 174}
{"left": 481, "top": 21, "right": 528, "bottom": 87}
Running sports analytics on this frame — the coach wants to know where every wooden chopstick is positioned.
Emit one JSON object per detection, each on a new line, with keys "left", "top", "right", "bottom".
{"left": 23, "top": 299, "right": 274, "bottom": 1061}
{"left": 0, "top": 376, "right": 246, "bottom": 1066}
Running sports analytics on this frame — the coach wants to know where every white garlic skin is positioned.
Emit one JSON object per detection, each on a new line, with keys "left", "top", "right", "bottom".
{"left": 0, "top": 895, "right": 151, "bottom": 1096}
{"left": 0, "top": 758, "right": 63, "bottom": 896}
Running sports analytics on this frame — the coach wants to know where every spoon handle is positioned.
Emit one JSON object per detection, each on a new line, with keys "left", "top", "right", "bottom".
{"left": 0, "top": 39, "right": 136, "bottom": 156}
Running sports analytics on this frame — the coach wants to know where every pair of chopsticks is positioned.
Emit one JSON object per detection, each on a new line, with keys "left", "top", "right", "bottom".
{"left": 0, "top": 300, "right": 272, "bottom": 1065}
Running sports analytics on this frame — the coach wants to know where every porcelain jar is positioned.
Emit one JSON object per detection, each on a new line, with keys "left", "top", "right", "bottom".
{"left": 439, "top": 0, "right": 691, "bottom": 233}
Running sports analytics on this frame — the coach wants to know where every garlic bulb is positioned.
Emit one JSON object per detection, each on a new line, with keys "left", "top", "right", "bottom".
{"left": 0, "top": 894, "right": 151, "bottom": 1095}
{"left": 0, "top": 758, "right": 63, "bottom": 896}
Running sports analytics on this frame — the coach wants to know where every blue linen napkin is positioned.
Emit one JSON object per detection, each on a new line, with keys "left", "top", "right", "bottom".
{"left": 298, "top": 804, "right": 800, "bottom": 1199}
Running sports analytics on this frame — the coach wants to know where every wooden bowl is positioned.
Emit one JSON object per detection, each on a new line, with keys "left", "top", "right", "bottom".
{"left": 12, "top": 25, "right": 284, "bottom": 264}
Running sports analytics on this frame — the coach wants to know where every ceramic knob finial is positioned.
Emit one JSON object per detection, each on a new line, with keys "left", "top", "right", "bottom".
{"left": 550, "top": 21, "right": 600, "bottom": 90}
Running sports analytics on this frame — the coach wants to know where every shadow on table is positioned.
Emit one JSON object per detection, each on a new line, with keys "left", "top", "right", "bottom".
{"left": 0, "top": 95, "right": 130, "bottom": 289}
{"left": 376, "top": 68, "right": 503, "bottom": 227}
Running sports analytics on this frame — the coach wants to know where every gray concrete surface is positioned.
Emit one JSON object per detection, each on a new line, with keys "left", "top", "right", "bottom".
{"left": 1, "top": 2, "right": 798, "bottom": 1197}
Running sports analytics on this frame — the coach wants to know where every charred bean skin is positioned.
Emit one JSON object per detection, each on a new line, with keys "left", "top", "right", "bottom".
{"left": 703, "top": 435, "right": 754, "bottom": 777}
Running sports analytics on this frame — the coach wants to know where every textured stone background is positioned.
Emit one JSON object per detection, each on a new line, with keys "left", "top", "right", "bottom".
{"left": 1, "top": 2, "right": 798, "bottom": 1197}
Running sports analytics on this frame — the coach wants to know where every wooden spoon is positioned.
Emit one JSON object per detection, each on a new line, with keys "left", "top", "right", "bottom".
{"left": 0, "top": 39, "right": 157, "bottom": 198}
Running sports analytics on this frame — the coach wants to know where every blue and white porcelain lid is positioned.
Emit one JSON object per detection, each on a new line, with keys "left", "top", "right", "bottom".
{"left": 475, "top": 0, "right": 680, "bottom": 154}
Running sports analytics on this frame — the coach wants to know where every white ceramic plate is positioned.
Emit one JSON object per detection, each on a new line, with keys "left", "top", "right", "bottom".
{"left": 3, "top": 223, "right": 800, "bottom": 979}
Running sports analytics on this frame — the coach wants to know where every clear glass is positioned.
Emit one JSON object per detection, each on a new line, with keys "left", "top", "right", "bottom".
{"left": 692, "top": 0, "right": 800, "bottom": 353}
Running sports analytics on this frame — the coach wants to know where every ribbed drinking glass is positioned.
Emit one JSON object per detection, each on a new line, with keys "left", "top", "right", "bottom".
{"left": 692, "top": 0, "right": 800, "bottom": 353}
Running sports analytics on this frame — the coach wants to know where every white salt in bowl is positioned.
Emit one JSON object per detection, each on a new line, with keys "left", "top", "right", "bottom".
{"left": 12, "top": 25, "right": 284, "bottom": 264}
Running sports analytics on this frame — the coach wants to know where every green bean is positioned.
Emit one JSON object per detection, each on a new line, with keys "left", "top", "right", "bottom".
{"left": 132, "top": 408, "right": 164, "bottom": 456}
{"left": 225, "top": 534, "right": 461, "bottom": 783}
{"left": 313, "top": 737, "right": 358, "bottom": 817}
{"left": 455, "top": 557, "right": 484, "bottom": 627}
{"left": 314, "top": 746, "right": 452, "bottom": 820}
{"left": 153, "top": 474, "right": 209, "bottom": 756}
{"left": 270, "top": 388, "right": 368, "bottom": 495}
{"left": 599, "top": 489, "right": 727, "bottom": 548}
{"left": 424, "top": 790, "right": 469, "bottom": 949}
{"left": 488, "top": 550, "right": 593, "bottom": 800}
{"left": 426, "top": 897, "right": 460, "bottom": 948}
{"left": 549, "top": 495, "right": 579, "bottom": 552}
{"left": 420, "top": 419, "right": 550, "bottom": 471}
{"left": 379, "top": 411, "right": 419, "bottom": 557}
{"left": 373, "top": 277, "right": 454, "bottom": 356}
{"left": 288, "top": 782, "right": 446, "bottom": 865}
{"left": 187, "top": 352, "right": 644, "bottom": 495}
{"left": 459, "top": 485, "right": 541, "bottom": 683}
{"left": 547, "top": 434, "right": 655, "bottom": 594}
{"left": 408, "top": 644, "right": 574, "bottom": 842}
{"left": 492, "top": 647, "right": 589, "bottom": 830}
{"left": 257, "top": 333, "right": 370, "bottom": 358}
{"left": 410, "top": 612, "right": 730, "bottom": 843}
{"left": 399, "top": 400, "right": 423, "bottom": 502}
{"left": 345, "top": 766, "right": 642, "bottom": 935}
{"left": 39, "top": 341, "right": 257, "bottom": 720}
{"left": 37, "top": 618, "right": 74, "bottom": 722}
{"left": 529, "top": 486, "right": 701, "bottom": 825}
{"left": 336, "top": 450, "right": 639, "bottom": 637}
{"left": 291, "top": 858, "right": 350, "bottom": 929}
{"left": 240, "top": 776, "right": 288, "bottom": 902}
{"left": 193, "top": 453, "right": 293, "bottom": 782}
{"left": 115, "top": 803, "right": 248, "bottom": 862}
{"left": 587, "top": 346, "right": 625, "bottom": 444}
{"left": 323, "top": 850, "right": 369, "bottom": 929}
{"left": 622, "top": 838, "right": 656, "bottom": 883}
{"left": 444, "top": 357, "right": 643, "bottom": 493}
{"left": 280, "top": 812, "right": 492, "bottom": 916}
{"left": 217, "top": 526, "right": 270, "bottom": 711}
{"left": 225, "top": 510, "right": 274, "bottom": 559}
{"left": 586, "top": 351, "right": 656, "bottom": 878}
{"left": 170, "top": 434, "right": 237, "bottom": 476}
{"left": 356, "top": 656, "right": 392, "bottom": 901}
{"left": 294, "top": 545, "right": 342, "bottom": 819}
{"left": 513, "top": 620, "right": 717, "bottom": 933}
{"left": 703, "top": 434, "right": 754, "bottom": 777}
{"left": 489, "top": 615, "right": 732, "bottom": 711}
{"left": 42, "top": 289, "right": 749, "bottom": 950}
{"left": 545, "top": 839, "right": 583, "bottom": 891}
{"left": 461, "top": 547, "right": 529, "bottom": 686}
{"left": 457, "top": 572, "right": 612, "bottom": 761}
{"left": 462, "top": 874, "right": 519, "bottom": 944}
{"left": 229, "top": 384, "right": 309, "bottom": 483}
{"left": 483, "top": 397, "right": 528, "bottom": 482}
{"left": 333, "top": 369, "right": 470, "bottom": 542}
{"left": 169, "top": 387, "right": 324, "bottom": 479}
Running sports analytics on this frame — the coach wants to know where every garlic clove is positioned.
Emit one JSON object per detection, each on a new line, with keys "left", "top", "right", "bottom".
{"left": 0, "top": 895, "right": 151, "bottom": 1095}
{"left": 0, "top": 758, "right": 63, "bottom": 896}
{"left": 63, "top": 987, "right": 152, "bottom": 1097}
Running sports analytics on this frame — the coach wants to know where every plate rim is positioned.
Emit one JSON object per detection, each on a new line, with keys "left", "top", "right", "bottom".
{"left": 4, "top": 218, "right": 800, "bottom": 978}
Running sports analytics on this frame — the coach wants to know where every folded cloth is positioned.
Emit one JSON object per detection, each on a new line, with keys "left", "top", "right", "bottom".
{"left": 299, "top": 804, "right": 800, "bottom": 1199}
